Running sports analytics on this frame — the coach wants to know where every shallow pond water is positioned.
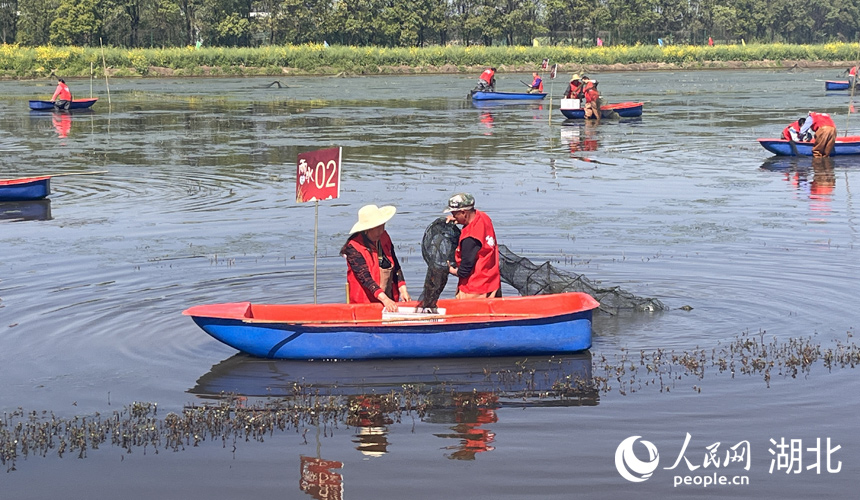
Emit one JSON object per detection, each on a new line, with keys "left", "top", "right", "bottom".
{"left": 1, "top": 69, "right": 858, "bottom": 498}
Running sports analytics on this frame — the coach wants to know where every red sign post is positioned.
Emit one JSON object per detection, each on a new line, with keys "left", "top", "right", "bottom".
{"left": 296, "top": 147, "right": 342, "bottom": 203}
{"left": 296, "top": 147, "right": 342, "bottom": 303}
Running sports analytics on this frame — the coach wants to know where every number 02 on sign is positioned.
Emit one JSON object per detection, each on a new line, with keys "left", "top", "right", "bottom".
{"left": 296, "top": 147, "right": 342, "bottom": 203}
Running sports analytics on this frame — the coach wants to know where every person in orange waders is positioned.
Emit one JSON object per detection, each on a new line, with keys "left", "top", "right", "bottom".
{"left": 797, "top": 112, "right": 837, "bottom": 157}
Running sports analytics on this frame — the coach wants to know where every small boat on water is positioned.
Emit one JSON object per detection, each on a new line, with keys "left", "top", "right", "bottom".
{"left": 757, "top": 136, "right": 860, "bottom": 156}
{"left": 183, "top": 292, "right": 599, "bottom": 360}
{"left": 0, "top": 176, "right": 51, "bottom": 202}
{"left": 560, "top": 101, "right": 643, "bottom": 119}
{"left": 824, "top": 80, "right": 851, "bottom": 91}
{"left": 28, "top": 98, "right": 98, "bottom": 111}
{"left": 471, "top": 90, "right": 546, "bottom": 101}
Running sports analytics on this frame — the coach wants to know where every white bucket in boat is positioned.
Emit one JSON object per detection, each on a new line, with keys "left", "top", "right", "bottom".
{"left": 561, "top": 98, "right": 581, "bottom": 110}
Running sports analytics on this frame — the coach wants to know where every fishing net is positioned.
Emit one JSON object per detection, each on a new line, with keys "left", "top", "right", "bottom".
{"left": 417, "top": 217, "right": 666, "bottom": 314}
{"left": 417, "top": 217, "right": 461, "bottom": 309}
{"left": 497, "top": 245, "right": 666, "bottom": 314}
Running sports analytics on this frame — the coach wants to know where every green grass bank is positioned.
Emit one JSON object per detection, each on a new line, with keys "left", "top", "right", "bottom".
{"left": 2, "top": 42, "right": 859, "bottom": 79}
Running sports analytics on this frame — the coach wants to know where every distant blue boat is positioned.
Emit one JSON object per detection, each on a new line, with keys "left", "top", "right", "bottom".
{"left": 183, "top": 292, "right": 599, "bottom": 360}
{"left": 757, "top": 135, "right": 860, "bottom": 156}
{"left": 471, "top": 91, "right": 547, "bottom": 101}
{"left": 824, "top": 80, "right": 851, "bottom": 91}
{"left": 28, "top": 98, "right": 98, "bottom": 111}
{"left": 0, "top": 176, "right": 51, "bottom": 201}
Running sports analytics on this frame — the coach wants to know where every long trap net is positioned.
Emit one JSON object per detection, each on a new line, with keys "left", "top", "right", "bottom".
{"left": 418, "top": 217, "right": 666, "bottom": 314}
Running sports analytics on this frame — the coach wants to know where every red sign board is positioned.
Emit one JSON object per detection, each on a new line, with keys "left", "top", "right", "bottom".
{"left": 296, "top": 147, "right": 342, "bottom": 203}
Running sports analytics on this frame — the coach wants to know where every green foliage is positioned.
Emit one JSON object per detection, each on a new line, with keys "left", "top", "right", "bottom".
{"left": 2, "top": 42, "right": 860, "bottom": 78}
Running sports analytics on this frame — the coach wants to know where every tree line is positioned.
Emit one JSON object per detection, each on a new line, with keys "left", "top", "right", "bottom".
{"left": 1, "top": 0, "right": 859, "bottom": 49}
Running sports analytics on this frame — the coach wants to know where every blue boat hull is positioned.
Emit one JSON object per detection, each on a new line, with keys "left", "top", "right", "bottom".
{"left": 29, "top": 98, "right": 98, "bottom": 111}
{"left": 825, "top": 80, "right": 851, "bottom": 91}
{"left": 560, "top": 102, "right": 643, "bottom": 119}
{"left": 471, "top": 91, "right": 546, "bottom": 101}
{"left": 758, "top": 136, "right": 860, "bottom": 156}
{"left": 0, "top": 177, "right": 51, "bottom": 201}
{"left": 192, "top": 310, "right": 593, "bottom": 360}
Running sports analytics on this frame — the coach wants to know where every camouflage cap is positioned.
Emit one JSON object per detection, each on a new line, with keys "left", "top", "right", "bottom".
{"left": 443, "top": 192, "right": 475, "bottom": 213}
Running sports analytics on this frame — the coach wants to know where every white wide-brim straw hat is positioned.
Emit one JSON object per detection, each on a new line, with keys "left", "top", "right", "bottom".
{"left": 349, "top": 204, "right": 396, "bottom": 235}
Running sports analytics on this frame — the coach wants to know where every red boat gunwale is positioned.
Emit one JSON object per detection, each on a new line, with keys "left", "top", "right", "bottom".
{"left": 183, "top": 292, "right": 600, "bottom": 327}
{"left": 0, "top": 175, "right": 51, "bottom": 186}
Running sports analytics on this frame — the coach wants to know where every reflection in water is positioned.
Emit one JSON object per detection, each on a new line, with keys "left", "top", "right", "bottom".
{"left": 0, "top": 199, "right": 52, "bottom": 221}
{"left": 480, "top": 111, "right": 494, "bottom": 133}
{"left": 189, "top": 353, "right": 596, "bottom": 464}
{"left": 760, "top": 157, "right": 836, "bottom": 217}
{"left": 561, "top": 122, "right": 599, "bottom": 156}
{"left": 52, "top": 111, "right": 72, "bottom": 138}
{"left": 433, "top": 393, "right": 498, "bottom": 460}
{"left": 300, "top": 455, "right": 344, "bottom": 500}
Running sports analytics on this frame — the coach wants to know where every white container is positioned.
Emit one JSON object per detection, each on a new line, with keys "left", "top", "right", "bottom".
{"left": 561, "top": 98, "right": 581, "bottom": 110}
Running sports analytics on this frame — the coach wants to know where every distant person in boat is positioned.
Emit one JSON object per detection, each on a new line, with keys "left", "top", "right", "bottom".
{"left": 341, "top": 204, "right": 411, "bottom": 311}
{"left": 564, "top": 74, "right": 583, "bottom": 99}
{"left": 781, "top": 117, "right": 810, "bottom": 142}
{"left": 477, "top": 67, "right": 496, "bottom": 92}
{"left": 582, "top": 80, "right": 601, "bottom": 122}
{"left": 798, "top": 111, "right": 837, "bottom": 157}
{"left": 527, "top": 72, "right": 543, "bottom": 93}
{"left": 50, "top": 78, "right": 72, "bottom": 110}
{"left": 444, "top": 193, "right": 501, "bottom": 299}
{"left": 849, "top": 66, "right": 858, "bottom": 87}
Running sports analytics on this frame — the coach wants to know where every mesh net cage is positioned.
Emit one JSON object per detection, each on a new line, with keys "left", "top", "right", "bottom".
{"left": 498, "top": 245, "right": 666, "bottom": 314}
{"left": 416, "top": 217, "right": 666, "bottom": 314}
{"left": 417, "top": 217, "right": 461, "bottom": 309}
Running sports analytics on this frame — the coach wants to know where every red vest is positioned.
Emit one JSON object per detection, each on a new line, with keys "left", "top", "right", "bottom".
{"left": 809, "top": 112, "right": 835, "bottom": 129}
{"left": 480, "top": 69, "right": 495, "bottom": 83}
{"left": 585, "top": 87, "right": 599, "bottom": 103}
{"left": 532, "top": 77, "right": 543, "bottom": 92}
{"left": 53, "top": 82, "right": 71, "bottom": 101}
{"left": 346, "top": 231, "right": 400, "bottom": 304}
{"left": 455, "top": 210, "right": 500, "bottom": 294}
{"left": 782, "top": 121, "right": 801, "bottom": 140}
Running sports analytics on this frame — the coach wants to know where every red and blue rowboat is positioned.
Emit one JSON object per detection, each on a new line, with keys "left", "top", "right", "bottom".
{"left": 0, "top": 176, "right": 51, "bottom": 201}
{"left": 471, "top": 91, "right": 547, "bottom": 101}
{"left": 29, "top": 98, "right": 98, "bottom": 111}
{"left": 824, "top": 80, "right": 851, "bottom": 91}
{"left": 183, "top": 292, "right": 599, "bottom": 360}
{"left": 561, "top": 101, "right": 643, "bottom": 119}
{"left": 757, "top": 135, "right": 860, "bottom": 156}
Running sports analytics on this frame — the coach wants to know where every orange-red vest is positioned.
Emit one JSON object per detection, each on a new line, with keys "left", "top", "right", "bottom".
{"left": 809, "top": 112, "right": 835, "bottom": 130}
{"left": 455, "top": 210, "right": 500, "bottom": 295}
{"left": 346, "top": 231, "right": 400, "bottom": 304}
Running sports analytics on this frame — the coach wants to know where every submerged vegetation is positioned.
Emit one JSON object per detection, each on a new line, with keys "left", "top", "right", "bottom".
{"left": 1, "top": 42, "right": 859, "bottom": 79}
{"left": 1, "top": 332, "right": 857, "bottom": 471}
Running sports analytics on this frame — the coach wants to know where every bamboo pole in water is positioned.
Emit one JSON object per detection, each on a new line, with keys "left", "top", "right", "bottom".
{"left": 100, "top": 38, "right": 111, "bottom": 106}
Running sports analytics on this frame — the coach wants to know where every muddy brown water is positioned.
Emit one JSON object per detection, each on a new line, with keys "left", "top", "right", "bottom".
{"left": 1, "top": 70, "right": 858, "bottom": 497}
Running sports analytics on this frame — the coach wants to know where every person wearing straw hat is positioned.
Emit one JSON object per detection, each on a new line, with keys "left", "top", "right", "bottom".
{"left": 444, "top": 193, "right": 501, "bottom": 299}
{"left": 341, "top": 204, "right": 410, "bottom": 311}
{"left": 564, "top": 74, "right": 583, "bottom": 99}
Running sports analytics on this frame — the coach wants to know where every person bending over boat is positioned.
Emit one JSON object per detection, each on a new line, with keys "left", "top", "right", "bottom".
{"left": 527, "top": 72, "right": 543, "bottom": 94}
{"left": 342, "top": 204, "right": 410, "bottom": 312}
{"left": 445, "top": 193, "right": 501, "bottom": 299}
{"left": 50, "top": 78, "right": 72, "bottom": 110}
{"left": 476, "top": 68, "right": 496, "bottom": 92}
{"left": 798, "top": 111, "right": 837, "bottom": 157}
{"left": 782, "top": 117, "right": 810, "bottom": 142}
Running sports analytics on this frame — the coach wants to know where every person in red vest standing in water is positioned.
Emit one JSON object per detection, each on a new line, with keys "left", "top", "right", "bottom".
{"left": 50, "top": 78, "right": 73, "bottom": 110}
{"left": 798, "top": 111, "right": 837, "bottom": 157}
{"left": 445, "top": 193, "right": 501, "bottom": 299}
{"left": 477, "top": 67, "right": 496, "bottom": 92}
